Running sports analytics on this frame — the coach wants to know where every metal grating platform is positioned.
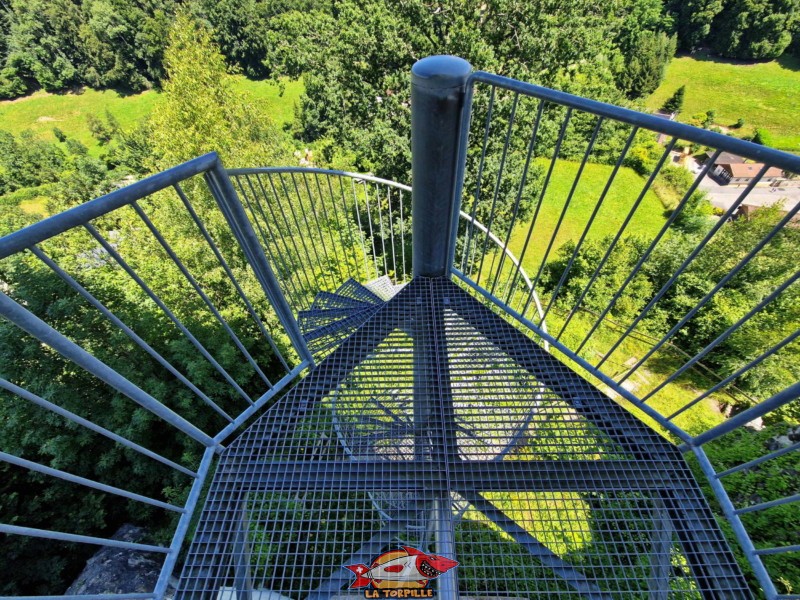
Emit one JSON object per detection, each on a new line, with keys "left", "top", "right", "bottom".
{"left": 175, "top": 277, "right": 750, "bottom": 599}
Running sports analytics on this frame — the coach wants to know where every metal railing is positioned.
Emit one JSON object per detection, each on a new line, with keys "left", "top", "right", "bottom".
{"left": 0, "top": 55, "right": 798, "bottom": 599}
{"left": 226, "top": 168, "right": 548, "bottom": 332}
{"left": 0, "top": 156, "right": 542, "bottom": 599}
{"left": 0, "top": 153, "right": 310, "bottom": 598}
{"left": 439, "top": 60, "right": 800, "bottom": 599}
{"left": 227, "top": 168, "right": 412, "bottom": 310}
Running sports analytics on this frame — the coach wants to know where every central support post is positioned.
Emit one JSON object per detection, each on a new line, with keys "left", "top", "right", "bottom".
{"left": 411, "top": 55, "right": 472, "bottom": 277}
{"left": 410, "top": 56, "right": 471, "bottom": 600}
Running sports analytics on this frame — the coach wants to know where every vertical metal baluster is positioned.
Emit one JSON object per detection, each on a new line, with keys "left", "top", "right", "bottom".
{"left": 577, "top": 148, "right": 723, "bottom": 357}
{"left": 289, "top": 172, "right": 326, "bottom": 282}
{"left": 373, "top": 181, "right": 389, "bottom": 276}
{"left": 644, "top": 269, "right": 799, "bottom": 401}
{"left": 266, "top": 172, "right": 316, "bottom": 303}
{"left": 277, "top": 171, "right": 320, "bottom": 294}
{"left": 84, "top": 223, "right": 254, "bottom": 405}
{"left": 668, "top": 328, "right": 800, "bottom": 421}
{"left": 610, "top": 198, "right": 800, "bottom": 378}
{"left": 237, "top": 174, "right": 303, "bottom": 307}
{"left": 523, "top": 117, "right": 604, "bottom": 318}
{"left": 322, "top": 173, "right": 348, "bottom": 281}
{"left": 399, "top": 187, "right": 407, "bottom": 279}
{"left": 476, "top": 93, "right": 519, "bottom": 287}
{"left": 462, "top": 85, "right": 496, "bottom": 275}
{"left": 386, "top": 186, "right": 398, "bottom": 279}
{"left": 602, "top": 164, "right": 772, "bottom": 375}
{"left": 173, "top": 182, "right": 291, "bottom": 372}
{"left": 507, "top": 106, "right": 572, "bottom": 314}
{"left": 361, "top": 180, "right": 381, "bottom": 277}
{"left": 314, "top": 172, "right": 343, "bottom": 283}
{"left": 493, "top": 98, "right": 544, "bottom": 301}
{"left": 555, "top": 138, "right": 677, "bottom": 343}
{"left": 131, "top": 201, "right": 273, "bottom": 389}
{"left": 335, "top": 175, "right": 361, "bottom": 280}
{"left": 539, "top": 126, "right": 638, "bottom": 325}
{"left": 350, "top": 178, "right": 372, "bottom": 279}
{"left": 302, "top": 171, "right": 335, "bottom": 291}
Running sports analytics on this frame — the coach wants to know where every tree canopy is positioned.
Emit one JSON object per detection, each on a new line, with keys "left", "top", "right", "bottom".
{"left": 668, "top": 0, "right": 799, "bottom": 58}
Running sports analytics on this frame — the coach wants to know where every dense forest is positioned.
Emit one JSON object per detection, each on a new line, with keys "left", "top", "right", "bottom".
{"left": 0, "top": 0, "right": 798, "bottom": 596}
{"left": 0, "top": 0, "right": 798, "bottom": 101}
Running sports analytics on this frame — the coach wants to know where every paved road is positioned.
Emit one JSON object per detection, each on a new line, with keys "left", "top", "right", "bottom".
{"left": 682, "top": 154, "right": 800, "bottom": 213}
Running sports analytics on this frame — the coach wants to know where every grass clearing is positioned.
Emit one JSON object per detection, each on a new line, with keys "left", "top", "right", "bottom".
{"left": 543, "top": 309, "right": 727, "bottom": 440}
{"left": 646, "top": 52, "right": 800, "bottom": 152}
{"left": 0, "top": 87, "right": 160, "bottom": 156}
{"left": 472, "top": 157, "right": 726, "bottom": 440}
{"left": 18, "top": 197, "right": 49, "bottom": 216}
{"left": 233, "top": 77, "right": 304, "bottom": 128}
{"left": 0, "top": 76, "right": 304, "bottom": 156}
{"left": 506, "top": 160, "right": 668, "bottom": 273}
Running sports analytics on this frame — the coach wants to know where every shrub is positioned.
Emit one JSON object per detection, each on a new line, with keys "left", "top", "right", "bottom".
{"left": 751, "top": 128, "right": 773, "bottom": 146}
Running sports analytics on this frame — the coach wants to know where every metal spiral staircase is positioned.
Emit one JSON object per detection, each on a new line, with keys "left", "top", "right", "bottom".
{"left": 1, "top": 57, "right": 799, "bottom": 600}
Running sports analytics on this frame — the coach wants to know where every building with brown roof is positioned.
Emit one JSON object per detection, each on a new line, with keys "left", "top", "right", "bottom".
{"left": 714, "top": 161, "right": 784, "bottom": 186}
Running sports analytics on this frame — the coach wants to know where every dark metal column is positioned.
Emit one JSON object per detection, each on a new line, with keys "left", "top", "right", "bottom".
{"left": 410, "top": 57, "right": 471, "bottom": 600}
{"left": 411, "top": 55, "right": 472, "bottom": 277}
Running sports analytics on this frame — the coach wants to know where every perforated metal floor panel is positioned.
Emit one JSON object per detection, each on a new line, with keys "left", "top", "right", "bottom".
{"left": 175, "top": 277, "right": 750, "bottom": 599}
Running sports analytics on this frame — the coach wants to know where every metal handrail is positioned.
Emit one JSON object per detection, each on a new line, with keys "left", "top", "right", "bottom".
{"left": 446, "top": 60, "right": 800, "bottom": 599}
{"left": 469, "top": 72, "right": 800, "bottom": 174}
{"left": 0, "top": 57, "right": 797, "bottom": 599}
{"left": 226, "top": 168, "right": 547, "bottom": 331}
{"left": 0, "top": 152, "right": 310, "bottom": 598}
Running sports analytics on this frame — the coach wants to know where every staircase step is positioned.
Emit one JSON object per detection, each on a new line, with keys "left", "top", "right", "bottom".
{"left": 363, "top": 275, "right": 403, "bottom": 301}
{"left": 298, "top": 306, "right": 366, "bottom": 334}
{"left": 305, "top": 305, "right": 382, "bottom": 356}
{"left": 333, "top": 278, "right": 384, "bottom": 305}
{"left": 311, "top": 291, "right": 372, "bottom": 311}
{"left": 302, "top": 306, "right": 379, "bottom": 343}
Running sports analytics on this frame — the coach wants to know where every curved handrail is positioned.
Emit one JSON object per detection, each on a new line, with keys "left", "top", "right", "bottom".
{"left": 457, "top": 210, "right": 549, "bottom": 348}
{"left": 228, "top": 166, "right": 413, "bottom": 192}
{"left": 227, "top": 167, "right": 547, "bottom": 341}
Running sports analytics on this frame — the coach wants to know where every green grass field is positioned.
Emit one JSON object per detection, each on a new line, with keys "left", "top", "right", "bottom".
{"left": 647, "top": 52, "right": 800, "bottom": 152}
{"left": 506, "top": 159, "right": 668, "bottom": 273}
{"left": 0, "top": 77, "right": 304, "bottom": 156}
{"left": 478, "top": 159, "right": 729, "bottom": 439}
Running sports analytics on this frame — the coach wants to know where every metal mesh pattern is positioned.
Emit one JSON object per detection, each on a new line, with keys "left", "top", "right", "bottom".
{"left": 298, "top": 278, "right": 385, "bottom": 360}
{"left": 363, "top": 275, "right": 405, "bottom": 301}
{"left": 228, "top": 169, "right": 412, "bottom": 313}
{"left": 176, "top": 276, "right": 749, "bottom": 599}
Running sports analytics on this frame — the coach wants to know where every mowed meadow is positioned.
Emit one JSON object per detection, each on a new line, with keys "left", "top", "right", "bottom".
{"left": 647, "top": 52, "right": 800, "bottom": 152}
{"left": 0, "top": 77, "right": 304, "bottom": 157}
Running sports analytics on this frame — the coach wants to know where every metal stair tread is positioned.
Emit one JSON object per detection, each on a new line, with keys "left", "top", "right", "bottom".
{"left": 311, "top": 290, "right": 372, "bottom": 311}
{"left": 302, "top": 304, "right": 382, "bottom": 343}
{"left": 333, "top": 277, "right": 384, "bottom": 305}
{"left": 298, "top": 306, "right": 373, "bottom": 336}
{"left": 363, "top": 275, "right": 404, "bottom": 301}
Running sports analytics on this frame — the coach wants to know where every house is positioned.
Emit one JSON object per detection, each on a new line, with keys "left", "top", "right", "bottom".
{"left": 738, "top": 197, "right": 800, "bottom": 222}
{"left": 717, "top": 162, "right": 784, "bottom": 186}
{"left": 704, "top": 153, "right": 784, "bottom": 185}
{"left": 712, "top": 151, "right": 745, "bottom": 165}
